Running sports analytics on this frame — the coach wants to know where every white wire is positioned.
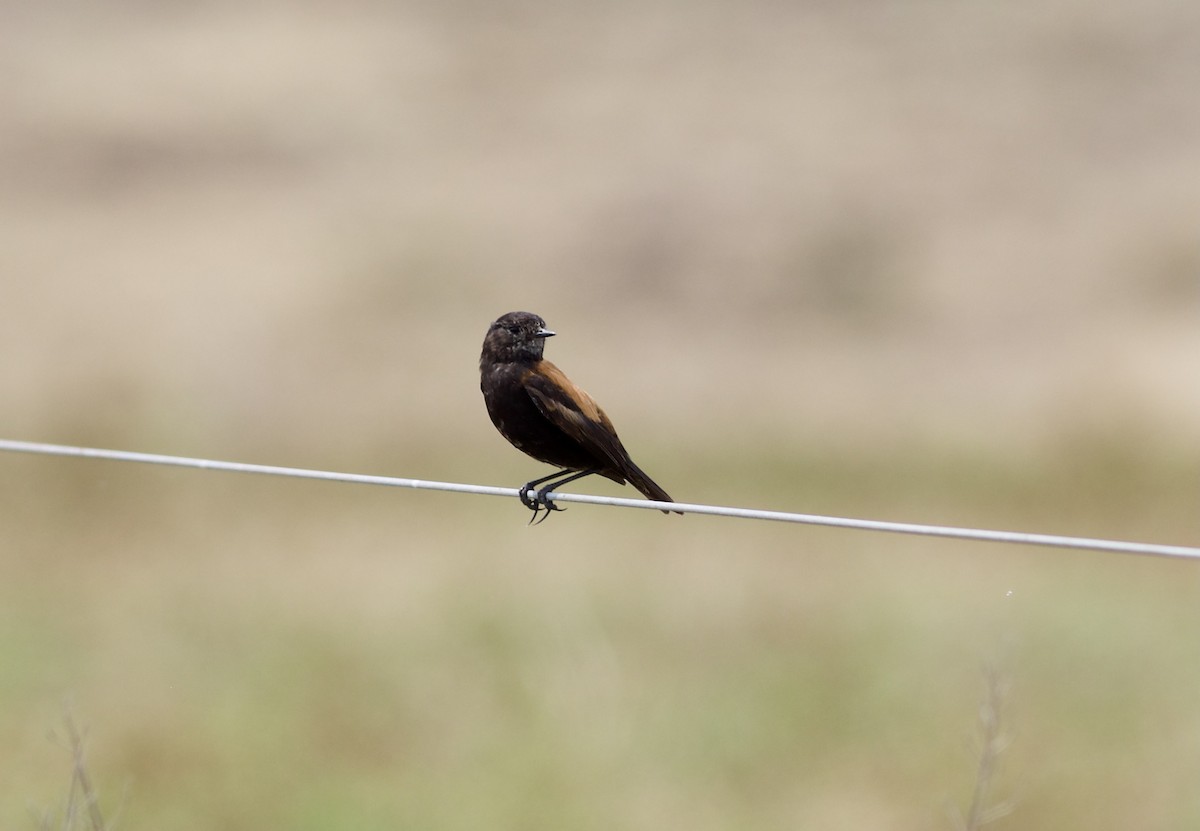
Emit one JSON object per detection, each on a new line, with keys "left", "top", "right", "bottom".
{"left": 1, "top": 438, "right": 1197, "bottom": 561}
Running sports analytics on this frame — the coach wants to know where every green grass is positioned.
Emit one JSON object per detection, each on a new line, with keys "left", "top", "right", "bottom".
{"left": 5, "top": 440, "right": 1197, "bottom": 830}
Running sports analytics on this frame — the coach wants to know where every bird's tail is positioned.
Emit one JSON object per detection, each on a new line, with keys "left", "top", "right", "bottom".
{"left": 624, "top": 462, "right": 682, "bottom": 515}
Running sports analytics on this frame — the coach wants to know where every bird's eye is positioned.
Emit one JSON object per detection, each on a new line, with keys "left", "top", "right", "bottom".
{"left": 505, "top": 324, "right": 520, "bottom": 334}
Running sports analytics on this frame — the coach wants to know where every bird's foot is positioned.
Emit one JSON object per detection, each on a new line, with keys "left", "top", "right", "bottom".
{"left": 518, "top": 483, "right": 539, "bottom": 511}
{"left": 519, "top": 483, "right": 566, "bottom": 525}
{"left": 532, "top": 488, "right": 566, "bottom": 525}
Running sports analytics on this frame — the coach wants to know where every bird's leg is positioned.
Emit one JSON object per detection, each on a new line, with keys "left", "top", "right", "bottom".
{"left": 531, "top": 468, "right": 599, "bottom": 519}
{"left": 517, "top": 469, "right": 601, "bottom": 524}
{"left": 519, "top": 470, "right": 569, "bottom": 513}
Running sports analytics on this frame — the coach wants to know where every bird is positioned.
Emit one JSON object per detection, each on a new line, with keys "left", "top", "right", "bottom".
{"left": 480, "top": 311, "right": 679, "bottom": 523}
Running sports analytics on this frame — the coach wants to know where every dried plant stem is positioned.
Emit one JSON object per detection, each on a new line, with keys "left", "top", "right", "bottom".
{"left": 961, "top": 664, "right": 1015, "bottom": 831}
{"left": 41, "top": 711, "right": 109, "bottom": 831}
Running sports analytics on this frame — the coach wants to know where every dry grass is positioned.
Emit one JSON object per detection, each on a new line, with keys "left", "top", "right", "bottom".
{"left": 32, "top": 713, "right": 111, "bottom": 831}
{"left": 951, "top": 662, "right": 1016, "bottom": 831}
{"left": 3, "top": 0, "right": 1199, "bottom": 828}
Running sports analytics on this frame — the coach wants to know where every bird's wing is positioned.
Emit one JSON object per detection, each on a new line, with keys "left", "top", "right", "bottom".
{"left": 522, "top": 362, "right": 631, "bottom": 478}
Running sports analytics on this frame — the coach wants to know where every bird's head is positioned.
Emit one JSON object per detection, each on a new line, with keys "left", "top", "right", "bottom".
{"left": 482, "top": 311, "right": 556, "bottom": 364}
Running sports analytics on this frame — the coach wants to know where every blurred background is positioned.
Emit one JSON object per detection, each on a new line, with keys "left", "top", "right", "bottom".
{"left": 2, "top": 0, "right": 1198, "bottom": 828}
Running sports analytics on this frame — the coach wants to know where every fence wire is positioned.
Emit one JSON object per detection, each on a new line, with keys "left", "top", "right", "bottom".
{"left": 1, "top": 438, "right": 1196, "bottom": 560}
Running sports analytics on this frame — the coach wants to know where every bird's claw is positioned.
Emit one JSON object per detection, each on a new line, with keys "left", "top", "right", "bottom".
{"left": 519, "top": 484, "right": 565, "bottom": 525}
{"left": 518, "top": 484, "right": 537, "bottom": 511}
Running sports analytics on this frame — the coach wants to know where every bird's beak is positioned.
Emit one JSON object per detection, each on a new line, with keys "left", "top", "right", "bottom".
{"left": 535, "top": 326, "right": 555, "bottom": 338}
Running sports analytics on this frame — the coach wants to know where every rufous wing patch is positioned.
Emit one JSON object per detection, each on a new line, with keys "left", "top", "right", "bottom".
{"left": 523, "top": 362, "right": 631, "bottom": 475}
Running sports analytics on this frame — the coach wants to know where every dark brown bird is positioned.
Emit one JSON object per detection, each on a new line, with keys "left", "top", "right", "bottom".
{"left": 480, "top": 311, "right": 678, "bottom": 522}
